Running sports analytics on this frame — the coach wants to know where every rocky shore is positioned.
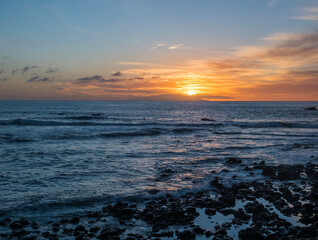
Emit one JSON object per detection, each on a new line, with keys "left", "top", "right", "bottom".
{"left": 1, "top": 161, "right": 318, "bottom": 240}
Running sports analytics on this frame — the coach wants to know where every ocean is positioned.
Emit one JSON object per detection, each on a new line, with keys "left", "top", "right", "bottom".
{"left": 0, "top": 101, "right": 317, "bottom": 221}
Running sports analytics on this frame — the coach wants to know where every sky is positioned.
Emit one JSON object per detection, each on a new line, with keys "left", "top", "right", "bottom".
{"left": 0, "top": 0, "right": 318, "bottom": 101}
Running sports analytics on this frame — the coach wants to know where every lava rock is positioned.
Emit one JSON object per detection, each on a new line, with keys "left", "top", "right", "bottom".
{"left": 305, "top": 107, "right": 316, "bottom": 111}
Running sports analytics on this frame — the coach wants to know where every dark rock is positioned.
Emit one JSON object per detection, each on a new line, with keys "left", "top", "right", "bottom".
{"left": 97, "top": 227, "right": 125, "bottom": 240}
{"left": 305, "top": 107, "right": 316, "bottom": 111}
{"left": 70, "top": 216, "right": 80, "bottom": 224}
{"left": 176, "top": 229, "right": 195, "bottom": 239}
{"left": 147, "top": 189, "right": 160, "bottom": 194}
{"left": 258, "top": 212, "right": 270, "bottom": 222}
{"left": 205, "top": 230, "right": 213, "bottom": 237}
{"left": 89, "top": 226, "right": 100, "bottom": 233}
{"left": 193, "top": 226, "right": 205, "bottom": 235}
{"left": 11, "top": 229, "right": 28, "bottom": 237}
{"left": 219, "top": 208, "right": 235, "bottom": 216}
{"left": 239, "top": 227, "right": 265, "bottom": 240}
{"left": 31, "top": 221, "right": 40, "bottom": 230}
{"left": 262, "top": 166, "right": 276, "bottom": 177}
{"left": 23, "top": 235, "right": 37, "bottom": 240}
{"left": 201, "top": 118, "right": 215, "bottom": 121}
{"left": 152, "top": 221, "right": 169, "bottom": 232}
{"left": 210, "top": 177, "right": 224, "bottom": 189}
{"left": 0, "top": 218, "right": 11, "bottom": 226}
{"left": 205, "top": 208, "right": 216, "bottom": 216}
{"left": 152, "top": 231, "right": 174, "bottom": 237}
{"left": 215, "top": 229, "right": 227, "bottom": 236}
{"left": 252, "top": 203, "right": 265, "bottom": 214}
{"left": 277, "top": 165, "right": 302, "bottom": 180}
{"left": 9, "top": 219, "right": 29, "bottom": 230}
{"left": 225, "top": 157, "right": 242, "bottom": 165}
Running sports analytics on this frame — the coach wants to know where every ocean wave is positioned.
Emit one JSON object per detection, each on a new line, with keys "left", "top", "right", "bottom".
{"left": 230, "top": 121, "right": 318, "bottom": 129}
{"left": 0, "top": 118, "right": 223, "bottom": 128}
{"left": 63, "top": 114, "right": 106, "bottom": 120}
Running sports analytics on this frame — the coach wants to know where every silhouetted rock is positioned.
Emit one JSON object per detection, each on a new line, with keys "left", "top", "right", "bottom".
{"left": 305, "top": 107, "right": 316, "bottom": 111}
{"left": 201, "top": 118, "right": 215, "bottom": 121}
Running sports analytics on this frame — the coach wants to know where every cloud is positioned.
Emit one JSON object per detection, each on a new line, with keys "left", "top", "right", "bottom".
{"left": 150, "top": 42, "right": 168, "bottom": 50}
{"left": 12, "top": 69, "right": 19, "bottom": 75}
{"left": 111, "top": 71, "right": 122, "bottom": 76}
{"left": 76, "top": 75, "right": 123, "bottom": 84}
{"left": 151, "top": 42, "right": 185, "bottom": 50}
{"left": 129, "top": 94, "right": 231, "bottom": 101}
{"left": 21, "top": 66, "right": 30, "bottom": 74}
{"left": 27, "top": 76, "right": 51, "bottom": 82}
{"left": 260, "top": 31, "right": 318, "bottom": 59}
{"left": 267, "top": 0, "right": 279, "bottom": 7}
{"left": 46, "top": 67, "right": 58, "bottom": 73}
{"left": 169, "top": 44, "right": 184, "bottom": 50}
{"left": 293, "top": 6, "right": 318, "bottom": 21}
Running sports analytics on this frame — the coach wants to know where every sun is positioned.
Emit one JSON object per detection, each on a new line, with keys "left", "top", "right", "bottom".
{"left": 187, "top": 90, "right": 197, "bottom": 96}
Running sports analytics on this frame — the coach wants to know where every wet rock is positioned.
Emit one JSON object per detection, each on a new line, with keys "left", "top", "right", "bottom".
{"left": 152, "top": 231, "right": 174, "bottom": 238}
{"left": 210, "top": 177, "right": 224, "bottom": 189}
{"left": 152, "top": 221, "right": 169, "bottom": 232}
{"left": 97, "top": 227, "right": 125, "bottom": 240}
{"left": 252, "top": 203, "right": 265, "bottom": 214}
{"left": 305, "top": 107, "right": 316, "bottom": 111}
{"left": 74, "top": 225, "right": 86, "bottom": 236}
{"left": 63, "top": 228, "right": 73, "bottom": 235}
{"left": 277, "top": 165, "right": 302, "bottom": 180}
{"left": 31, "top": 221, "right": 40, "bottom": 230}
{"left": 205, "top": 208, "right": 216, "bottom": 216}
{"left": 9, "top": 219, "right": 29, "bottom": 230}
{"left": 215, "top": 228, "right": 227, "bottom": 236}
{"left": 23, "top": 235, "right": 37, "bottom": 240}
{"left": 219, "top": 208, "right": 235, "bottom": 216}
{"left": 89, "top": 226, "right": 100, "bottom": 233}
{"left": 193, "top": 226, "right": 205, "bottom": 235}
{"left": 70, "top": 216, "right": 80, "bottom": 224}
{"left": 0, "top": 218, "right": 11, "bottom": 226}
{"left": 258, "top": 212, "right": 271, "bottom": 222}
{"left": 225, "top": 157, "right": 242, "bottom": 165}
{"left": 176, "top": 229, "right": 195, "bottom": 240}
{"left": 262, "top": 166, "right": 276, "bottom": 177}
{"left": 234, "top": 208, "right": 250, "bottom": 221}
{"left": 147, "top": 189, "right": 160, "bottom": 195}
{"left": 205, "top": 230, "right": 213, "bottom": 237}
{"left": 238, "top": 227, "right": 265, "bottom": 240}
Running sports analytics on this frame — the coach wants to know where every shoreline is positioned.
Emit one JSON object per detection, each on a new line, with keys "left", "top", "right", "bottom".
{"left": 1, "top": 161, "right": 318, "bottom": 239}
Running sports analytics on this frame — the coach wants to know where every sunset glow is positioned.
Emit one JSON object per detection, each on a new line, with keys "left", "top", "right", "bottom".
{"left": 0, "top": 0, "right": 317, "bottom": 101}
{"left": 187, "top": 90, "right": 197, "bottom": 96}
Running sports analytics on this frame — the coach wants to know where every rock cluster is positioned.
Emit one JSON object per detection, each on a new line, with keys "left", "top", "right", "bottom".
{"left": 1, "top": 162, "right": 318, "bottom": 239}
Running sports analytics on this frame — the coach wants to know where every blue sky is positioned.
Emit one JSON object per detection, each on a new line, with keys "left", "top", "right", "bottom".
{"left": 0, "top": 0, "right": 318, "bottom": 100}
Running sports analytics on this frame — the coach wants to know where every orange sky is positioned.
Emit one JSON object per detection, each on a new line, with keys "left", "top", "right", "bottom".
{"left": 0, "top": 1, "right": 317, "bottom": 101}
